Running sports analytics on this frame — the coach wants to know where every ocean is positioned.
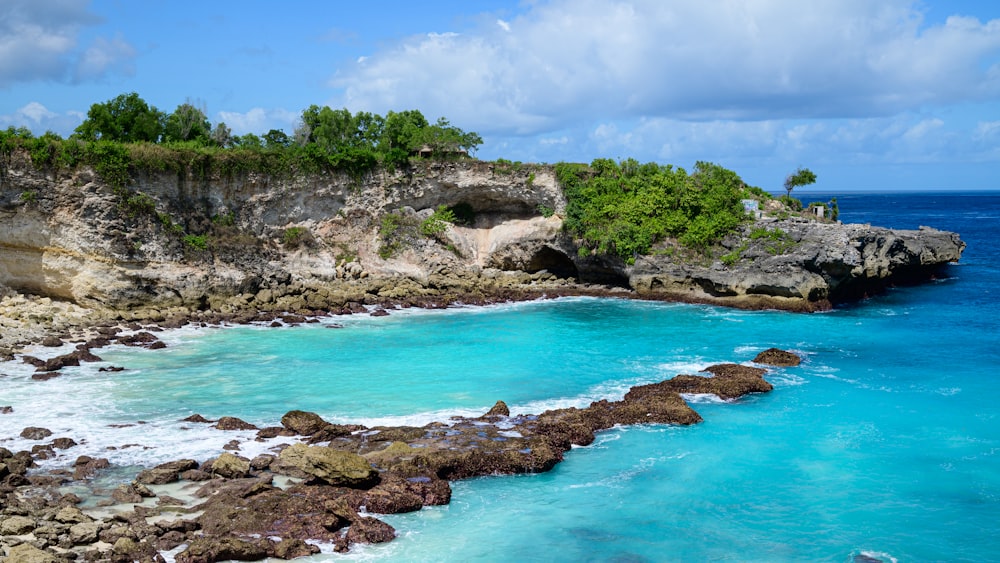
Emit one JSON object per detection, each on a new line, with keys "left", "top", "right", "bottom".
{"left": 1, "top": 191, "right": 998, "bottom": 562}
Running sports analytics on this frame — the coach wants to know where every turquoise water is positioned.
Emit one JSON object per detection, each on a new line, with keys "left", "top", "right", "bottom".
{"left": 1, "top": 192, "right": 998, "bottom": 561}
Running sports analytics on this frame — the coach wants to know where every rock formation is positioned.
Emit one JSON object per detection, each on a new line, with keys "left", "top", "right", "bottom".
{"left": 0, "top": 354, "right": 791, "bottom": 561}
{"left": 0, "top": 150, "right": 964, "bottom": 350}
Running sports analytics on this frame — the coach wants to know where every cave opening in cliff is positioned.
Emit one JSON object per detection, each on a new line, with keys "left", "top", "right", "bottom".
{"left": 526, "top": 247, "right": 580, "bottom": 280}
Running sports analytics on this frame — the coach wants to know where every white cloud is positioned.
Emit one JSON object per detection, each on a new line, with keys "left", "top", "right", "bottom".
{"left": 0, "top": 0, "right": 135, "bottom": 87}
{"left": 330, "top": 0, "right": 1000, "bottom": 135}
{"left": 216, "top": 108, "right": 299, "bottom": 135}
{"left": 17, "top": 102, "right": 57, "bottom": 123}
{"left": 73, "top": 34, "right": 136, "bottom": 82}
{"left": 0, "top": 102, "right": 83, "bottom": 135}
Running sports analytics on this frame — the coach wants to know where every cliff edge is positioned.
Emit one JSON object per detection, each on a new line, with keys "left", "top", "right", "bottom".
{"left": 0, "top": 151, "right": 965, "bottom": 347}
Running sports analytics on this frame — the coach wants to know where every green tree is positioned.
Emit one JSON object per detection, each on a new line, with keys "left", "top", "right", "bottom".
{"left": 74, "top": 92, "right": 165, "bottom": 143}
{"left": 262, "top": 129, "right": 290, "bottom": 149}
{"left": 413, "top": 117, "right": 482, "bottom": 156}
{"left": 164, "top": 102, "right": 211, "bottom": 143}
{"left": 381, "top": 109, "right": 429, "bottom": 152}
{"left": 211, "top": 122, "right": 233, "bottom": 147}
{"left": 784, "top": 167, "right": 817, "bottom": 198}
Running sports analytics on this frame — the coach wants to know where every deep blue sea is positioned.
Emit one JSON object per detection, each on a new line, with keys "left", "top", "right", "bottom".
{"left": 1, "top": 191, "right": 998, "bottom": 562}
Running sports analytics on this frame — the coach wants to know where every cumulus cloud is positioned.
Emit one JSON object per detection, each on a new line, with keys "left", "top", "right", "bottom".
{"left": 73, "top": 34, "right": 136, "bottom": 82}
{"left": 331, "top": 0, "right": 1000, "bottom": 135}
{"left": 0, "top": 102, "right": 83, "bottom": 135}
{"left": 0, "top": 0, "right": 135, "bottom": 87}
{"left": 216, "top": 108, "right": 300, "bottom": 135}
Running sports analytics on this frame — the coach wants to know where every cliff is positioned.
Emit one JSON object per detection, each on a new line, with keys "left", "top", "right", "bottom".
{"left": 0, "top": 150, "right": 965, "bottom": 345}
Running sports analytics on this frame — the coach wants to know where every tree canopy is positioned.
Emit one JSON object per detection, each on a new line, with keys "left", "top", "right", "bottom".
{"left": 63, "top": 92, "right": 483, "bottom": 176}
{"left": 164, "top": 103, "right": 211, "bottom": 144}
{"left": 784, "top": 167, "right": 817, "bottom": 197}
{"left": 558, "top": 159, "right": 751, "bottom": 260}
{"left": 74, "top": 92, "right": 165, "bottom": 143}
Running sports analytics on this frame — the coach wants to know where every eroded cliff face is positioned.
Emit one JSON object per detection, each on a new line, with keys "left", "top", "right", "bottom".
{"left": 0, "top": 150, "right": 965, "bottom": 325}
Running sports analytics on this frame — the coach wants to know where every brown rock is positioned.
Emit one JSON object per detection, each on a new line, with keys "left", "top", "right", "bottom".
{"left": 41, "top": 335, "right": 63, "bottom": 347}
{"left": 214, "top": 416, "right": 258, "bottom": 431}
{"left": 4, "top": 543, "right": 59, "bottom": 563}
{"left": 484, "top": 400, "right": 510, "bottom": 417}
{"left": 73, "top": 455, "right": 110, "bottom": 479}
{"left": 272, "top": 538, "right": 321, "bottom": 559}
{"left": 176, "top": 536, "right": 274, "bottom": 563}
{"left": 20, "top": 426, "right": 53, "bottom": 440}
{"left": 182, "top": 413, "right": 214, "bottom": 423}
{"left": 51, "top": 437, "right": 77, "bottom": 449}
{"left": 753, "top": 347, "right": 802, "bottom": 366}
{"left": 280, "top": 410, "right": 328, "bottom": 435}
{"left": 211, "top": 452, "right": 251, "bottom": 479}
{"left": 136, "top": 459, "right": 199, "bottom": 484}
{"left": 345, "top": 516, "right": 396, "bottom": 544}
{"left": 278, "top": 443, "right": 379, "bottom": 488}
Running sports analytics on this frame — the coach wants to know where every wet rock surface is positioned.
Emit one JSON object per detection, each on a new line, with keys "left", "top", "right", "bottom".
{"left": 0, "top": 350, "right": 797, "bottom": 561}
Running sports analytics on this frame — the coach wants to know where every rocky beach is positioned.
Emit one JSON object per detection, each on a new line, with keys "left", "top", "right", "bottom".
{"left": 0, "top": 151, "right": 967, "bottom": 561}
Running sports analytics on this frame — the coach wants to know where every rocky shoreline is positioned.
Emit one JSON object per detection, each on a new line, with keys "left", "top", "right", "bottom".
{"left": 0, "top": 151, "right": 966, "bottom": 560}
{"left": 1, "top": 319, "right": 800, "bottom": 561}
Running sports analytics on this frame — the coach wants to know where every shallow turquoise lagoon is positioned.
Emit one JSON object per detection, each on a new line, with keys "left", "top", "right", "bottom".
{"left": 1, "top": 192, "right": 998, "bottom": 561}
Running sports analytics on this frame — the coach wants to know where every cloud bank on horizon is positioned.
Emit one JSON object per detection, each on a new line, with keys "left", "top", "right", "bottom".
{"left": 2, "top": 0, "right": 999, "bottom": 190}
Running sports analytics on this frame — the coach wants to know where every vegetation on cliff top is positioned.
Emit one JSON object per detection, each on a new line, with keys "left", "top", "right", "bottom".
{"left": 0, "top": 92, "right": 482, "bottom": 186}
{"left": 557, "top": 159, "right": 758, "bottom": 262}
{"left": 1, "top": 91, "right": 790, "bottom": 264}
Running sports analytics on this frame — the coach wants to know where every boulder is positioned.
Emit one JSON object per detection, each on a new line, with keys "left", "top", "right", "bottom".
{"left": 484, "top": 400, "right": 510, "bottom": 417}
{"left": 278, "top": 443, "right": 379, "bottom": 488}
{"left": 1, "top": 514, "right": 35, "bottom": 535}
{"left": 3, "top": 544, "right": 59, "bottom": 563}
{"left": 211, "top": 452, "right": 251, "bottom": 479}
{"left": 280, "top": 410, "right": 328, "bottom": 435}
{"left": 69, "top": 521, "right": 102, "bottom": 545}
{"left": 73, "top": 455, "right": 110, "bottom": 479}
{"left": 51, "top": 437, "right": 77, "bottom": 449}
{"left": 753, "top": 347, "right": 802, "bottom": 366}
{"left": 55, "top": 505, "right": 92, "bottom": 523}
{"left": 20, "top": 426, "right": 52, "bottom": 440}
{"left": 40, "top": 335, "right": 63, "bottom": 347}
{"left": 345, "top": 516, "right": 396, "bottom": 544}
{"left": 214, "top": 416, "right": 258, "bottom": 430}
{"left": 272, "top": 538, "right": 321, "bottom": 559}
{"left": 176, "top": 536, "right": 273, "bottom": 563}
{"left": 136, "top": 459, "right": 199, "bottom": 484}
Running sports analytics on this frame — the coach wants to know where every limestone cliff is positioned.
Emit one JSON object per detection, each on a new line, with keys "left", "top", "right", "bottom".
{"left": 0, "top": 150, "right": 965, "bottom": 324}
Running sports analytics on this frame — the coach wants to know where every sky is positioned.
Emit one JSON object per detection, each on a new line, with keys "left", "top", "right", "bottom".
{"left": 2, "top": 0, "right": 1000, "bottom": 191}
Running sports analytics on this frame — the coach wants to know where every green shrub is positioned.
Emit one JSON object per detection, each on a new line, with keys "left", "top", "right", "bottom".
{"left": 121, "top": 192, "right": 156, "bottom": 217}
{"left": 183, "top": 234, "right": 209, "bottom": 251}
{"left": 536, "top": 204, "right": 555, "bottom": 218}
{"left": 420, "top": 205, "right": 456, "bottom": 237}
{"left": 282, "top": 226, "right": 308, "bottom": 247}
{"left": 379, "top": 212, "right": 417, "bottom": 259}
{"left": 19, "top": 190, "right": 37, "bottom": 204}
{"left": 557, "top": 159, "right": 748, "bottom": 263}
{"left": 212, "top": 212, "right": 235, "bottom": 227}
{"left": 778, "top": 195, "right": 802, "bottom": 211}
{"left": 750, "top": 227, "right": 796, "bottom": 255}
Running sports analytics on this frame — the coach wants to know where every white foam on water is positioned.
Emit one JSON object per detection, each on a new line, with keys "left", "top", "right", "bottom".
{"left": 680, "top": 393, "right": 728, "bottom": 404}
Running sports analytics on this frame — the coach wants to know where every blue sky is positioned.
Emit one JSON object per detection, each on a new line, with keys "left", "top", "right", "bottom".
{"left": 2, "top": 0, "right": 1000, "bottom": 191}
